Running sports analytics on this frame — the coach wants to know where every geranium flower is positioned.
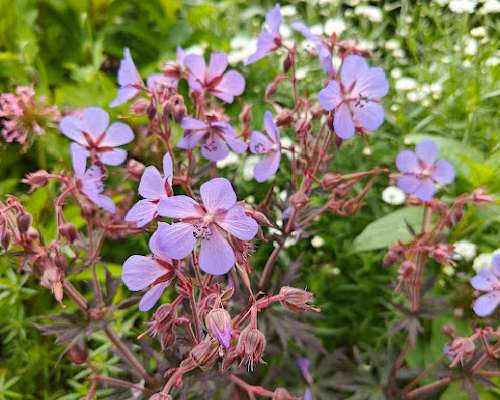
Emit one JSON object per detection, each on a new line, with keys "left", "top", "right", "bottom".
{"left": 153, "top": 177, "right": 258, "bottom": 275}
{"left": 470, "top": 254, "right": 500, "bottom": 317}
{"left": 395, "top": 140, "right": 455, "bottom": 201}
{"left": 110, "top": 48, "right": 144, "bottom": 108}
{"left": 318, "top": 55, "right": 388, "bottom": 139}
{"left": 59, "top": 107, "right": 134, "bottom": 166}
{"left": 291, "top": 21, "right": 334, "bottom": 74}
{"left": 71, "top": 145, "right": 115, "bottom": 213}
{"left": 184, "top": 52, "right": 245, "bottom": 103}
{"left": 162, "top": 45, "right": 187, "bottom": 88}
{"left": 249, "top": 111, "right": 281, "bottom": 182}
{"left": 244, "top": 4, "right": 282, "bottom": 65}
{"left": 125, "top": 153, "right": 173, "bottom": 227}
{"left": 122, "top": 234, "right": 174, "bottom": 311}
{"left": 177, "top": 116, "right": 247, "bottom": 162}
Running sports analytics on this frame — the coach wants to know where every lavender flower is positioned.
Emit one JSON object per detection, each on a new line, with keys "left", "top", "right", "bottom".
{"left": 292, "top": 21, "right": 334, "bottom": 74}
{"left": 125, "top": 153, "right": 173, "bottom": 227}
{"left": 177, "top": 116, "right": 247, "bottom": 162}
{"left": 162, "top": 45, "right": 187, "bottom": 88}
{"left": 72, "top": 145, "right": 115, "bottom": 213}
{"left": 470, "top": 254, "right": 500, "bottom": 317}
{"left": 318, "top": 55, "right": 388, "bottom": 139}
{"left": 244, "top": 4, "right": 282, "bottom": 65}
{"left": 395, "top": 140, "right": 455, "bottom": 201}
{"left": 184, "top": 52, "right": 245, "bottom": 103}
{"left": 59, "top": 107, "right": 134, "bottom": 166}
{"left": 110, "top": 48, "right": 144, "bottom": 108}
{"left": 152, "top": 177, "right": 258, "bottom": 275}
{"left": 249, "top": 111, "right": 281, "bottom": 182}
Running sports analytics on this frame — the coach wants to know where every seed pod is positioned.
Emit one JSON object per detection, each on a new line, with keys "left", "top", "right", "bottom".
{"left": 17, "top": 213, "right": 32, "bottom": 234}
{"left": 189, "top": 337, "right": 220, "bottom": 371}
{"left": 23, "top": 170, "right": 49, "bottom": 192}
{"left": 59, "top": 223, "right": 78, "bottom": 244}
{"left": 1, "top": 230, "right": 11, "bottom": 251}
{"left": 236, "top": 326, "right": 266, "bottom": 371}
{"left": 205, "top": 308, "right": 232, "bottom": 348}
{"left": 66, "top": 343, "right": 88, "bottom": 364}
{"left": 279, "top": 287, "right": 319, "bottom": 313}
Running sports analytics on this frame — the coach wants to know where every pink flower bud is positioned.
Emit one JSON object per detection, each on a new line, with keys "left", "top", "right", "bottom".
{"left": 22, "top": 170, "right": 49, "bottom": 192}
{"left": 279, "top": 287, "right": 319, "bottom": 313}
{"left": 273, "top": 387, "right": 296, "bottom": 400}
{"left": 276, "top": 109, "right": 294, "bottom": 127}
{"left": 289, "top": 191, "right": 309, "bottom": 210}
{"left": 321, "top": 173, "right": 343, "bottom": 189}
{"left": 236, "top": 326, "right": 266, "bottom": 371}
{"left": 66, "top": 343, "right": 88, "bottom": 364}
{"left": 205, "top": 308, "right": 232, "bottom": 348}
{"left": 41, "top": 266, "right": 63, "bottom": 303}
{"left": 17, "top": 213, "right": 32, "bottom": 234}
{"left": 130, "top": 98, "right": 150, "bottom": 115}
{"left": 59, "top": 223, "right": 78, "bottom": 244}
{"left": 189, "top": 337, "right": 220, "bottom": 371}
{"left": 127, "top": 159, "right": 145, "bottom": 181}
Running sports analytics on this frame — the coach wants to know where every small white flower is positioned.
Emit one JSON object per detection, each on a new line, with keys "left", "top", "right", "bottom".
{"left": 393, "top": 48, "right": 406, "bottom": 59}
{"left": 217, "top": 152, "right": 240, "bottom": 168}
{"left": 391, "top": 68, "right": 403, "bottom": 79}
{"left": 449, "top": 0, "right": 477, "bottom": 14}
{"left": 480, "top": 0, "right": 500, "bottom": 14}
{"left": 280, "top": 5, "right": 297, "bottom": 17}
{"left": 464, "top": 37, "right": 478, "bottom": 56}
{"left": 452, "top": 240, "right": 477, "bottom": 261}
{"left": 473, "top": 253, "right": 493, "bottom": 272}
{"left": 395, "top": 77, "right": 418, "bottom": 91}
{"left": 358, "top": 40, "right": 376, "bottom": 51}
{"left": 324, "top": 18, "right": 346, "bottom": 35}
{"left": 296, "top": 67, "right": 308, "bottom": 80}
{"left": 434, "top": 0, "right": 449, "bottom": 6}
{"left": 362, "top": 146, "right": 373, "bottom": 156}
{"left": 354, "top": 5, "right": 383, "bottom": 23}
{"left": 310, "top": 24, "right": 324, "bottom": 36}
{"left": 470, "top": 27, "right": 487, "bottom": 38}
{"left": 382, "top": 186, "right": 406, "bottom": 205}
{"left": 332, "top": 267, "right": 341, "bottom": 276}
{"left": 243, "top": 156, "right": 259, "bottom": 181}
{"left": 385, "top": 39, "right": 400, "bottom": 51}
{"left": 311, "top": 236, "right": 325, "bottom": 248}
{"left": 485, "top": 56, "right": 500, "bottom": 66}
{"left": 443, "top": 265, "right": 456, "bottom": 276}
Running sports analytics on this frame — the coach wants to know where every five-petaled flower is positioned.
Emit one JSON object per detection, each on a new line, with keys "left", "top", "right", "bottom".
{"left": 60, "top": 107, "right": 134, "bottom": 166}
{"left": 291, "top": 21, "right": 334, "bottom": 74}
{"left": 245, "top": 4, "right": 282, "bottom": 65}
{"left": 177, "top": 116, "right": 247, "bottom": 162}
{"left": 319, "top": 55, "right": 388, "bottom": 139}
{"left": 249, "top": 111, "right": 281, "bottom": 182}
{"left": 152, "top": 177, "right": 258, "bottom": 275}
{"left": 470, "top": 254, "right": 500, "bottom": 317}
{"left": 395, "top": 140, "right": 455, "bottom": 201}
{"left": 110, "top": 48, "right": 144, "bottom": 108}
{"left": 125, "top": 153, "right": 173, "bottom": 227}
{"left": 184, "top": 52, "right": 245, "bottom": 103}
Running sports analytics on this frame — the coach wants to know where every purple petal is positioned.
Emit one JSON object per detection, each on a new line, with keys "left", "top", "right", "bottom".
{"left": 184, "top": 54, "right": 206, "bottom": 82}
{"left": 117, "top": 48, "right": 142, "bottom": 87}
{"left": 334, "top": 103, "right": 355, "bottom": 139}
{"left": 80, "top": 107, "right": 109, "bottom": 140}
{"left": 200, "top": 177, "right": 237, "bottom": 212}
{"left": 138, "top": 166, "right": 164, "bottom": 199}
{"left": 139, "top": 282, "right": 170, "bottom": 312}
{"left": 212, "top": 71, "right": 245, "bottom": 103}
{"left": 177, "top": 130, "right": 206, "bottom": 149}
{"left": 226, "top": 135, "right": 247, "bottom": 153}
{"left": 101, "top": 122, "right": 134, "bottom": 146}
{"left": 176, "top": 45, "right": 185, "bottom": 64}
{"left": 319, "top": 46, "right": 334, "bottom": 74}
{"left": 207, "top": 52, "right": 228, "bottom": 82}
{"left": 250, "top": 131, "right": 274, "bottom": 154}
{"left": 148, "top": 222, "right": 170, "bottom": 259}
{"left": 98, "top": 148, "right": 128, "bottom": 166}
{"left": 291, "top": 21, "right": 316, "bottom": 41}
{"left": 147, "top": 74, "right": 172, "bottom": 90}
{"left": 353, "top": 101, "right": 384, "bottom": 131}
{"left": 492, "top": 254, "right": 500, "bottom": 272}
{"left": 187, "top": 74, "right": 204, "bottom": 93}
{"left": 265, "top": 4, "right": 281, "bottom": 35}
{"left": 122, "top": 255, "right": 166, "bottom": 291}
{"left": 71, "top": 143, "right": 89, "bottom": 177}
{"left": 471, "top": 268, "right": 497, "bottom": 291}
{"left": 319, "top": 80, "right": 341, "bottom": 111}
{"left": 354, "top": 67, "right": 389, "bottom": 99}
{"left": 416, "top": 140, "right": 438, "bottom": 164}
{"left": 152, "top": 222, "right": 196, "bottom": 260}
{"left": 341, "top": 55, "right": 369, "bottom": 88}
{"left": 125, "top": 199, "right": 158, "bottom": 227}
{"left": 254, "top": 150, "right": 281, "bottom": 182}
{"left": 199, "top": 226, "right": 235, "bottom": 275}
{"left": 163, "top": 153, "right": 173, "bottom": 185}
{"left": 180, "top": 117, "right": 208, "bottom": 130}
{"left": 110, "top": 87, "right": 141, "bottom": 108}
{"left": 397, "top": 175, "right": 420, "bottom": 193}
{"left": 473, "top": 291, "right": 500, "bottom": 317}
{"left": 303, "top": 389, "right": 312, "bottom": 400}
{"left": 59, "top": 116, "right": 86, "bottom": 144}
{"left": 201, "top": 135, "right": 229, "bottom": 161}
{"left": 244, "top": 31, "right": 276, "bottom": 65}
{"left": 86, "top": 192, "right": 116, "bottom": 213}
{"left": 264, "top": 111, "right": 280, "bottom": 143}
{"left": 217, "top": 206, "right": 258, "bottom": 240}
{"left": 433, "top": 160, "right": 455, "bottom": 184}
{"left": 157, "top": 195, "right": 202, "bottom": 219}
{"left": 396, "top": 150, "right": 419, "bottom": 173}
{"left": 413, "top": 178, "right": 436, "bottom": 201}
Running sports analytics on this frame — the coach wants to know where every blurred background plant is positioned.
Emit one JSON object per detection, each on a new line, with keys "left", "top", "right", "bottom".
{"left": 0, "top": 0, "right": 499, "bottom": 399}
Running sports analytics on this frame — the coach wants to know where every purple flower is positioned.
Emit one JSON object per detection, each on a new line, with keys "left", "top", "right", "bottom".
{"left": 318, "top": 55, "right": 388, "bottom": 139}
{"left": 470, "top": 254, "right": 500, "bottom": 317}
{"left": 303, "top": 388, "right": 312, "bottom": 400}
{"left": 161, "top": 45, "right": 187, "bottom": 88}
{"left": 59, "top": 107, "right": 134, "bottom": 166}
{"left": 177, "top": 116, "right": 247, "bottom": 162}
{"left": 291, "top": 21, "right": 333, "bottom": 74}
{"left": 153, "top": 177, "right": 258, "bottom": 275}
{"left": 110, "top": 48, "right": 144, "bottom": 108}
{"left": 122, "top": 240, "right": 173, "bottom": 311}
{"left": 72, "top": 145, "right": 115, "bottom": 213}
{"left": 125, "top": 153, "right": 173, "bottom": 227}
{"left": 184, "top": 52, "right": 245, "bottom": 103}
{"left": 395, "top": 140, "right": 455, "bottom": 201}
{"left": 249, "top": 111, "right": 281, "bottom": 182}
{"left": 244, "top": 4, "right": 282, "bottom": 65}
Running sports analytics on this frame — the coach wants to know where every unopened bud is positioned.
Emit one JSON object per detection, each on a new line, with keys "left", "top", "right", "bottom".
{"left": 279, "top": 287, "right": 319, "bottom": 313}
{"left": 66, "top": 343, "right": 88, "bottom": 364}
{"left": 130, "top": 98, "right": 150, "bottom": 115}
{"left": 1, "top": 230, "right": 11, "bottom": 251}
{"left": 275, "top": 109, "right": 294, "bottom": 127}
{"left": 41, "top": 266, "right": 63, "bottom": 303}
{"left": 127, "top": 159, "right": 145, "bottom": 180}
{"left": 205, "top": 308, "right": 232, "bottom": 348}
{"left": 236, "top": 326, "right": 266, "bottom": 371}
{"left": 442, "top": 323, "right": 455, "bottom": 338}
{"left": 171, "top": 95, "right": 186, "bottom": 123}
{"left": 17, "top": 213, "right": 32, "bottom": 234}
{"left": 321, "top": 173, "right": 343, "bottom": 189}
{"left": 149, "top": 393, "right": 172, "bottom": 400}
{"left": 189, "top": 337, "right": 220, "bottom": 371}
{"left": 289, "top": 191, "right": 309, "bottom": 209}
{"left": 147, "top": 103, "right": 157, "bottom": 120}
{"left": 245, "top": 206, "right": 272, "bottom": 227}
{"left": 239, "top": 104, "right": 252, "bottom": 124}
{"left": 22, "top": 170, "right": 49, "bottom": 192}
{"left": 59, "top": 223, "right": 78, "bottom": 243}
{"left": 273, "top": 388, "right": 295, "bottom": 400}
{"left": 283, "top": 53, "right": 292, "bottom": 73}
{"left": 471, "top": 188, "right": 494, "bottom": 204}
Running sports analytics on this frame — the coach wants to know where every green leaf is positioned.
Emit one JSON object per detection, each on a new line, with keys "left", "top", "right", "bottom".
{"left": 352, "top": 207, "right": 424, "bottom": 252}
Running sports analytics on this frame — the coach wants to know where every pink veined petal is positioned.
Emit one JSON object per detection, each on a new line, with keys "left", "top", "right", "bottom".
{"left": 98, "top": 148, "right": 128, "bottom": 166}
{"left": 139, "top": 166, "right": 164, "bottom": 199}
{"left": 416, "top": 140, "right": 438, "bottom": 165}
{"left": 157, "top": 195, "right": 203, "bottom": 219}
{"left": 334, "top": 103, "right": 355, "bottom": 139}
{"left": 250, "top": 130, "right": 274, "bottom": 154}
{"left": 340, "top": 55, "right": 369, "bottom": 88}
{"left": 139, "top": 282, "right": 170, "bottom": 312}
{"left": 163, "top": 152, "right": 173, "bottom": 185}
{"left": 125, "top": 199, "right": 158, "bottom": 227}
{"left": 397, "top": 174, "right": 421, "bottom": 194}
{"left": 244, "top": 31, "right": 276, "bottom": 65}
{"left": 473, "top": 291, "right": 500, "bottom": 317}
{"left": 291, "top": 21, "right": 316, "bottom": 41}
{"left": 433, "top": 160, "right": 455, "bottom": 184}
{"left": 217, "top": 205, "right": 258, "bottom": 240}
{"left": 201, "top": 135, "right": 229, "bottom": 161}
{"left": 492, "top": 254, "right": 500, "bottom": 275}
{"left": 147, "top": 73, "right": 171, "bottom": 90}
{"left": 413, "top": 178, "right": 436, "bottom": 201}
{"left": 471, "top": 268, "right": 497, "bottom": 291}
{"left": 265, "top": 4, "right": 281, "bottom": 35}
{"left": 353, "top": 101, "right": 384, "bottom": 132}
{"left": 263, "top": 111, "right": 280, "bottom": 143}
{"left": 200, "top": 177, "right": 237, "bottom": 212}
{"left": 354, "top": 67, "right": 389, "bottom": 99}
{"left": 212, "top": 70, "right": 245, "bottom": 103}
{"left": 71, "top": 143, "right": 89, "bottom": 177}
{"left": 187, "top": 74, "right": 204, "bottom": 93}
{"left": 176, "top": 45, "right": 185, "bottom": 64}
{"left": 101, "top": 122, "right": 134, "bottom": 146}
{"left": 122, "top": 255, "right": 166, "bottom": 291}
{"left": 148, "top": 222, "right": 171, "bottom": 259}
{"left": 59, "top": 116, "right": 86, "bottom": 144}
{"left": 110, "top": 86, "right": 141, "bottom": 108}
{"left": 225, "top": 135, "right": 247, "bottom": 153}
{"left": 176, "top": 130, "right": 206, "bottom": 149}
{"left": 79, "top": 107, "right": 109, "bottom": 140}
{"left": 396, "top": 150, "right": 419, "bottom": 173}
{"left": 151, "top": 222, "right": 196, "bottom": 260}
{"left": 118, "top": 48, "right": 142, "bottom": 87}
{"left": 319, "top": 46, "right": 334, "bottom": 74}
{"left": 254, "top": 150, "right": 281, "bottom": 182}
{"left": 184, "top": 54, "right": 206, "bottom": 82}
{"left": 87, "top": 192, "right": 116, "bottom": 213}
{"left": 207, "top": 52, "right": 228, "bottom": 82}
{"left": 199, "top": 226, "right": 235, "bottom": 275}
{"left": 181, "top": 117, "right": 209, "bottom": 131}
{"left": 318, "top": 80, "right": 342, "bottom": 111}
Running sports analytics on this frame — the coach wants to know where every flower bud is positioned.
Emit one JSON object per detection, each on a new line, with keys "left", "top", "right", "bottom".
{"left": 239, "top": 104, "right": 252, "bottom": 125}
{"left": 17, "top": 213, "right": 32, "bottom": 234}
{"left": 127, "top": 159, "right": 145, "bottom": 181}
{"left": 149, "top": 393, "right": 172, "bottom": 400}
{"left": 289, "top": 191, "right": 309, "bottom": 210}
{"left": 170, "top": 94, "right": 186, "bottom": 123}
{"left": 205, "top": 308, "right": 232, "bottom": 348}
{"left": 236, "top": 326, "right": 266, "bottom": 371}
{"left": 321, "top": 173, "right": 343, "bottom": 189}
{"left": 471, "top": 188, "right": 494, "bottom": 204}
{"left": 275, "top": 109, "right": 294, "bottom": 127}
{"left": 1, "top": 230, "right": 11, "bottom": 251}
{"left": 130, "top": 98, "right": 150, "bottom": 115}
{"left": 279, "top": 287, "right": 319, "bottom": 313}
{"left": 442, "top": 323, "right": 455, "bottom": 338}
{"left": 66, "top": 343, "right": 88, "bottom": 364}
{"left": 147, "top": 103, "right": 157, "bottom": 120}
{"left": 244, "top": 206, "right": 272, "bottom": 227}
{"left": 59, "top": 223, "right": 78, "bottom": 244}
{"left": 41, "top": 266, "right": 63, "bottom": 303}
{"left": 189, "top": 337, "right": 220, "bottom": 371}
{"left": 273, "top": 388, "right": 296, "bottom": 400}
{"left": 22, "top": 170, "right": 49, "bottom": 192}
